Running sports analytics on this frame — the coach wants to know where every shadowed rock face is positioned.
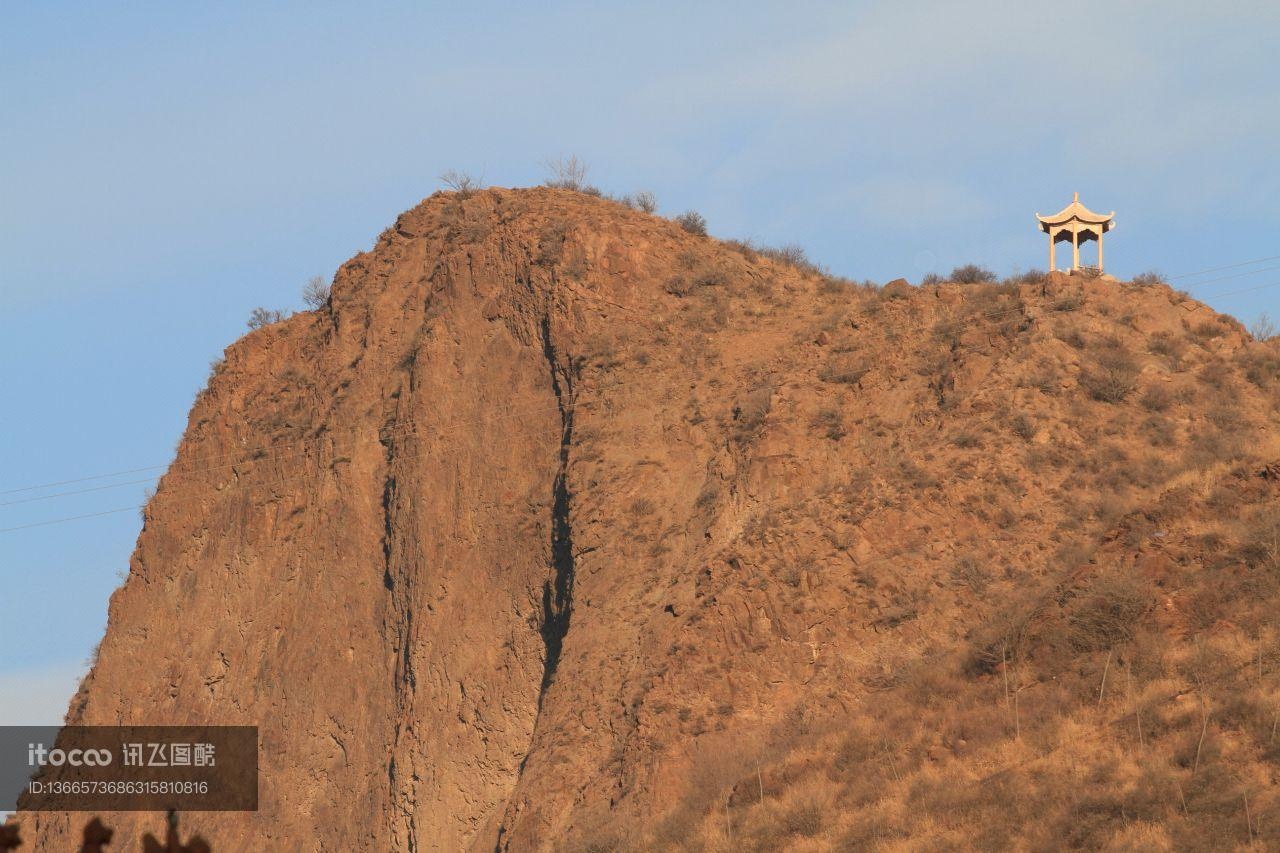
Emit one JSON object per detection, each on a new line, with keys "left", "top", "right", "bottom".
{"left": 23, "top": 188, "right": 1280, "bottom": 850}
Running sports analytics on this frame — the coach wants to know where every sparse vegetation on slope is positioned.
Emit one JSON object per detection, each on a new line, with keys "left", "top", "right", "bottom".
{"left": 35, "top": 186, "right": 1280, "bottom": 851}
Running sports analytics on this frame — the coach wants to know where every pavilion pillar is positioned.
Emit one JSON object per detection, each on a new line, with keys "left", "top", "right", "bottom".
{"left": 1049, "top": 231, "right": 1056, "bottom": 271}
{"left": 1072, "top": 229, "right": 1080, "bottom": 270}
{"left": 1097, "top": 232, "right": 1104, "bottom": 272}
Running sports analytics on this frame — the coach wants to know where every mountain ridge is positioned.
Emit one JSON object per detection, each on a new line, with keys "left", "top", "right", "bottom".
{"left": 21, "top": 186, "right": 1280, "bottom": 850}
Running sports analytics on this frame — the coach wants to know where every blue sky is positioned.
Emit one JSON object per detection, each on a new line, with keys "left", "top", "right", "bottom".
{"left": 2, "top": 1, "right": 1278, "bottom": 723}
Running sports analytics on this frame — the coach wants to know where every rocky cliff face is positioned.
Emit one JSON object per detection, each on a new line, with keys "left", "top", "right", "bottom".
{"left": 24, "top": 188, "right": 1280, "bottom": 850}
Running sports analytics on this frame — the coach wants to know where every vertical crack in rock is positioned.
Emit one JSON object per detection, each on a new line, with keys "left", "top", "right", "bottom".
{"left": 496, "top": 313, "right": 578, "bottom": 851}
{"left": 537, "top": 314, "right": 576, "bottom": 702}
{"left": 380, "top": 425, "right": 419, "bottom": 848}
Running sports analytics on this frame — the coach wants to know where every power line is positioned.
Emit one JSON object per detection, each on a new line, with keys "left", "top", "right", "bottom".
{"left": 0, "top": 277, "right": 1240, "bottom": 533}
{"left": 4, "top": 256, "right": 1278, "bottom": 507}
{"left": 1200, "top": 277, "right": 1280, "bottom": 302}
{"left": 0, "top": 434, "right": 464, "bottom": 533}
{"left": 0, "top": 393, "right": 560, "bottom": 500}
{"left": 0, "top": 404, "right": 546, "bottom": 507}
{"left": 1168, "top": 255, "right": 1280, "bottom": 281}
{"left": 0, "top": 288, "right": 1048, "bottom": 507}
{"left": 0, "top": 506, "right": 143, "bottom": 533}
{"left": 1181, "top": 264, "right": 1280, "bottom": 292}
{"left": 0, "top": 475, "right": 166, "bottom": 507}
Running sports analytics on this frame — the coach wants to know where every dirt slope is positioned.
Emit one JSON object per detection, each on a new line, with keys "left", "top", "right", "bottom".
{"left": 21, "top": 187, "right": 1280, "bottom": 850}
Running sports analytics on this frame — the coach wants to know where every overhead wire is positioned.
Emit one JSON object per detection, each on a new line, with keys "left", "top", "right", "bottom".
{"left": 4, "top": 254, "right": 1280, "bottom": 520}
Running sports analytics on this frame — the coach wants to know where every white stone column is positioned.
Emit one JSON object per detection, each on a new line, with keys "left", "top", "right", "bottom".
{"left": 1072, "top": 228, "right": 1080, "bottom": 270}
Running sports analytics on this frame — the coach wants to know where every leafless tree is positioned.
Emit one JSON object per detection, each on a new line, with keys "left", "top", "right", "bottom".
{"left": 247, "top": 307, "right": 287, "bottom": 330}
{"left": 439, "top": 169, "right": 482, "bottom": 198}
{"left": 1249, "top": 312, "right": 1276, "bottom": 341}
{"left": 302, "top": 275, "right": 331, "bottom": 309}
{"left": 544, "top": 155, "right": 589, "bottom": 191}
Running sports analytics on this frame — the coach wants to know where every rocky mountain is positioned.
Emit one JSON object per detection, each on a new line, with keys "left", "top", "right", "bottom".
{"left": 22, "top": 187, "right": 1280, "bottom": 850}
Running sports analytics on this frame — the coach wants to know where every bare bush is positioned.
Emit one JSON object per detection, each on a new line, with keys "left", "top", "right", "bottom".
{"left": 1139, "top": 385, "right": 1173, "bottom": 412}
{"left": 757, "top": 244, "right": 824, "bottom": 275}
{"left": 950, "top": 264, "right": 998, "bottom": 284}
{"left": 627, "top": 190, "right": 657, "bottom": 213}
{"left": 1081, "top": 348, "right": 1140, "bottom": 402}
{"left": 1007, "top": 269, "right": 1049, "bottom": 286}
{"left": 1148, "top": 330, "right": 1185, "bottom": 357}
{"left": 675, "top": 211, "right": 708, "bottom": 237}
{"left": 812, "top": 407, "right": 847, "bottom": 440}
{"left": 247, "top": 307, "right": 288, "bottom": 330}
{"left": 1249, "top": 312, "right": 1277, "bottom": 341}
{"left": 1131, "top": 271, "right": 1166, "bottom": 286}
{"left": 782, "top": 797, "right": 826, "bottom": 837}
{"left": 1192, "top": 319, "right": 1226, "bottom": 341}
{"left": 1065, "top": 569, "right": 1151, "bottom": 651}
{"left": 544, "top": 154, "right": 591, "bottom": 192}
{"left": 439, "top": 169, "right": 482, "bottom": 198}
{"left": 732, "top": 384, "right": 774, "bottom": 441}
{"left": 763, "top": 244, "right": 808, "bottom": 266}
{"left": 302, "top": 275, "right": 331, "bottom": 309}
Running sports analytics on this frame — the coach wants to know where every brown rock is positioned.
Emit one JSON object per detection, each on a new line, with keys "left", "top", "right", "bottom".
{"left": 26, "top": 187, "right": 1280, "bottom": 850}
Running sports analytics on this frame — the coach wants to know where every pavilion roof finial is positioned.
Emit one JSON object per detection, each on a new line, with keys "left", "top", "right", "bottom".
{"left": 1073, "top": 191, "right": 1079, "bottom": 202}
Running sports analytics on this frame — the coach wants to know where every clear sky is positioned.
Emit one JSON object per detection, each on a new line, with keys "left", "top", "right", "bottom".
{"left": 2, "top": 1, "right": 1278, "bottom": 723}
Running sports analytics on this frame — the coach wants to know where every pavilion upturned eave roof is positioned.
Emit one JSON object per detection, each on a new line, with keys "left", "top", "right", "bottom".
{"left": 1035, "top": 194, "right": 1115, "bottom": 228}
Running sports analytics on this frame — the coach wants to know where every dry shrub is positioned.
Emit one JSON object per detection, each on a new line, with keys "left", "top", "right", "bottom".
{"left": 1081, "top": 346, "right": 1140, "bottom": 402}
{"left": 1192, "top": 319, "right": 1227, "bottom": 341}
{"left": 1058, "top": 326, "right": 1087, "bottom": 350}
{"left": 1148, "top": 330, "right": 1182, "bottom": 355}
{"left": 839, "top": 812, "right": 907, "bottom": 849}
{"left": 1052, "top": 291, "right": 1085, "bottom": 311}
{"left": 618, "top": 190, "right": 658, "bottom": 214}
{"left": 675, "top": 211, "right": 708, "bottom": 236}
{"left": 951, "top": 554, "right": 989, "bottom": 593}
{"left": 629, "top": 498, "right": 657, "bottom": 518}
{"left": 439, "top": 169, "right": 482, "bottom": 198}
{"left": 302, "top": 275, "right": 331, "bottom": 309}
{"left": 1140, "top": 384, "right": 1173, "bottom": 412}
{"left": 811, "top": 407, "right": 846, "bottom": 441}
{"left": 1197, "top": 359, "right": 1233, "bottom": 387}
{"left": 950, "top": 264, "right": 997, "bottom": 284}
{"left": 666, "top": 259, "right": 733, "bottom": 298}
{"left": 543, "top": 154, "right": 593, "bottom": 192}
{"left": 1065, "top": 568, "right": 1151, "bottom": 651}
{"left": 757, "top": 243, "right": 821, "bottom": 275}
{"left": 1140, "top": 414, "right": 1176, "bottom": 447}
{"left": 781, "top": 795, "right": 827, "bottom": 838}
{"left": 732, "top": 384, "right": 774, "bottom": 442}
{"left": 247, "top": 307, "right": 287, "bottom": 329}
{"left": 1235, "top": 508, "right": 1280, "bottom": 572}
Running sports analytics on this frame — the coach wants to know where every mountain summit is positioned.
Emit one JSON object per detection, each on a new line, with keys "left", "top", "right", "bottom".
{"left": 26, "top": 188, "right": 1280, "bottom": 849}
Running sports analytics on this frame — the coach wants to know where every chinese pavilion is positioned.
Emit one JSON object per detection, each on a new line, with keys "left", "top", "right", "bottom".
{"left": 1036, "top": 193, "right": 1115, "bottom": 273}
